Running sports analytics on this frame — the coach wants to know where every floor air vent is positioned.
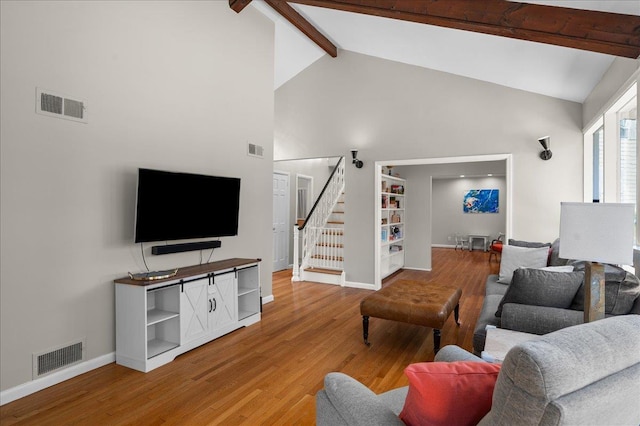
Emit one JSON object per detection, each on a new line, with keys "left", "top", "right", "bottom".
{"left": 247, "top": 142, "right": 264, "bottom": 158}
{"left": 36, "top": 87, "right": 87, "bottom": 123}
{"left": 33, "top": 339, "right": 85, "bottom": 378}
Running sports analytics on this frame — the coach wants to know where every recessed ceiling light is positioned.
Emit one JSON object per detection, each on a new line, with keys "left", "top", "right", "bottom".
{"left": 488, "top": 173, "right": 493, "bottom": 176}
{"left": 460, "top": 175, "right": 465, "bottom": 178}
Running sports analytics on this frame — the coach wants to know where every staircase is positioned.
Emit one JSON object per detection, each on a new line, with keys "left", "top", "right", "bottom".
{"left": 292, "top": 158, "right": 346, "bottom": 285}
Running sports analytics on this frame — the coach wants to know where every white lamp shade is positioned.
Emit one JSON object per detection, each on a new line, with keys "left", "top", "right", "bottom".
{"left": 559, "top": 202, "right": 635, "bottom": 265}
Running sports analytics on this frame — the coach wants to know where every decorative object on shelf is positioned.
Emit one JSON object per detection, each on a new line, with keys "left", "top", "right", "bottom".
{"left": 538, "top": 136, "right": 552, "bottom": 160}
{"left": 387, "top": 165, "right": 394, "bottom": 176}
{"left": 350, "top": 149, "right": 363, "bottom": 168}
{"left": 463, "top": 189, "right": 499, "bottom": 213}
{"left": 128, "top": 268, "right": 178, "bottom": 281}
{"left": 559, "top": 202, "right": 634, "bottom": 322}
{"left": 390, "top": 184, "right": 404, "bottom": 194}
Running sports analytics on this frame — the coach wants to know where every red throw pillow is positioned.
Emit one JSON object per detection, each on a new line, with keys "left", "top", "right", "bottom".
{"left": 399, "top": 361, "right": 501, "bottom": 426}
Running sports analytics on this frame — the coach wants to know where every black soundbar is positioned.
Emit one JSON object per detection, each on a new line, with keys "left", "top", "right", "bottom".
{"left": 151, "top": 240, "right": 221, "bottom": 255}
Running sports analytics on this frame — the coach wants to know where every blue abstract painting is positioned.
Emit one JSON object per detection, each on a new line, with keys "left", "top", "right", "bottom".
{"left": 463, "top": 189, "right": 499, "bottom": 213}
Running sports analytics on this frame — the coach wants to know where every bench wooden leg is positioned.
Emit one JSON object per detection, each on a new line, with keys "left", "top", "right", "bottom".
{"left": 454, "top": 303, "right": 460, "bottom": 325}
{"left": 433, "top": 329, "right": 441, "bottom": 353}
{"left": 362, "top": 316, "right": 370, "bottom": 346}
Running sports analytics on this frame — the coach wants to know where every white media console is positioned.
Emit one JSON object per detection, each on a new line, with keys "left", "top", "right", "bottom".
{"left": 115, "top": 258, "right": 261, "bottom": 372}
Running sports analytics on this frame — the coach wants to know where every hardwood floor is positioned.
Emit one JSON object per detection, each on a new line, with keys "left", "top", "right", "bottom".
{"left": 1, "top": 248, "right": 498, "bottom": 425}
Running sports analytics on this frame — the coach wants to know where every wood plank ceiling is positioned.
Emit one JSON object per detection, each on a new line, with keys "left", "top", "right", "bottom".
{"left": 230, "top": 0, "right": 640, "bottom": 59}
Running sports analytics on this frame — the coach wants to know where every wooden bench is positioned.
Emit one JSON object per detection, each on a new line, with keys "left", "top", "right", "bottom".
{"left": 360, "top": 279, "right": 462, "bottom": 352}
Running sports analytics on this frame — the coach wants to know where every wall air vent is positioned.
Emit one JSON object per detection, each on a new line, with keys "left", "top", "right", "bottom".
{"left": 32, "top": 338, "right": 86, "bottom": 378}
{"left": 247, "top": 142, "right": 264, "bottom": 159}
{"left": 36, "top": 87, "right": 87, "bottom": 123}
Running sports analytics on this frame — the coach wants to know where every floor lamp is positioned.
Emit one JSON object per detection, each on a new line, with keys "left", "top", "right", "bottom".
{"left": 559, "top": 202, "right": 634, "bottom": 322}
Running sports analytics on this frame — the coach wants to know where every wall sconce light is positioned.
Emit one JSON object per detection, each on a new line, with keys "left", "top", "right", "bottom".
{"left": 351, "top": 149, "right": 363, "bottom": 168}
{"left": 538, "top": 136, "right": 552, "bottom": 160}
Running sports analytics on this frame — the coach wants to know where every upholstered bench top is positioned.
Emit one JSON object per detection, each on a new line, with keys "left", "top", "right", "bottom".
{"left": 360, "top": 280, "right": 462, "bottom": 329}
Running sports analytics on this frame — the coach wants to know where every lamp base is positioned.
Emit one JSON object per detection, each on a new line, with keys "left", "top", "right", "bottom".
{"left": 584, "top": 262, "right": 605, "bottom": 322}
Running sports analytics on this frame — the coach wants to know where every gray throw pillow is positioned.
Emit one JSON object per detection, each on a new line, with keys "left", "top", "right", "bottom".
{"left": 548, "top": 238, "right": 569, "bottom": 266}
{"left": 570, "top": 263, "right": 640, "bottom": 315}
{"left": 508, "top": 239, "right": 551, "bottom": 248}
{"left": 498, "top": 245, "right": 549, "bottom": 284}
{"left": 495, "top": 268, "right": 584, "bottom": 317}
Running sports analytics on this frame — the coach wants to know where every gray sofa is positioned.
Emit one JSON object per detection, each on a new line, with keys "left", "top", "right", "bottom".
{"left": 316, "top": 316, "right": 640, "bottom": 426}
{"left": 473, "top": 239, "right": 640, "bottom": 355}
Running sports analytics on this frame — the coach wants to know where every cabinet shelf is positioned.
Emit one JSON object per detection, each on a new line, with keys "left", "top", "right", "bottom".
{"left": 238, "top": 287, "right": 258, "bottom": 297}
{"left": 382, "top": 238, "right": 404, "bottom": 247}
{"left": 147, "top": 339, "right": 179, "bottom": 359}
{"left": 147, "top": 309, "right": 179, "bottom": 326}
{"left": 239, "top": 310, "right": 259, "bottom": 321}
{"left": 379, "top": 172, "right": 406, "bottom": 280}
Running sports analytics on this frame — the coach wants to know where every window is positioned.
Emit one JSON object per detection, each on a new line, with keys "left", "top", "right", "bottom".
{"left": 592, "top": 125, "right": 604, "bottom": 202}
{"left": 584, "top": 83, "right": 637, "bottom": 244}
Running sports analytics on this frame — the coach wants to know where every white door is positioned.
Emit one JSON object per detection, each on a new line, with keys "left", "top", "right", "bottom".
{"left": 180, "top": 278, "right": 209, "bottom": 344}
{"left": 273, "top": 171, "right": 290, "bottom": 271}
{"left": 209, "top": 272, "right": 236, "bottom": 331}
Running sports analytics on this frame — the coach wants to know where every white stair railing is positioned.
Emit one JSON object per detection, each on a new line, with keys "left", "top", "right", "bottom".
{"left": 292, "top": 157, "right": 345, "bottom": 281}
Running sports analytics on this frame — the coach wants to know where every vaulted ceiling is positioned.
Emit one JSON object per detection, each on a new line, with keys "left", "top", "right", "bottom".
{"left": 232, "top": 0, "right": 640, "bottom": 102}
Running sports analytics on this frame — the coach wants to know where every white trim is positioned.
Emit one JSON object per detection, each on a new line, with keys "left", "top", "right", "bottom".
{"left": 402, "top": 266, "right": 432, "bottom": 272}
{"left": 431, "top": 244, "right": 455, "bottom": 249}
{"left": 344, "top": 281, "right": 376, "bottom": 290}
{"left": 1, "top": 352, "right": 115, "bottom": 406}
{"left": 262, "top": 294, "right": 275, "bottom": 304}
{"left": 373, "top": 153, "right": 513, "bottom": 289}
{"left": 583, "top": 69, "right": 640, "bottom": 133}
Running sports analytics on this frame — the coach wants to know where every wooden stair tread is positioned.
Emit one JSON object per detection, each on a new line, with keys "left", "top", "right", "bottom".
{"left": 303, "top": 267, "right": 343, "bottom": 275}
{"left": 326, "top": 221, "right": 344, "bottom": 225}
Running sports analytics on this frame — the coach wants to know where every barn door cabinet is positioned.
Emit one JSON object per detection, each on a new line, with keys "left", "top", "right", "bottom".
{"left": 115, "top": 258, "right": 261, "bottom": 372}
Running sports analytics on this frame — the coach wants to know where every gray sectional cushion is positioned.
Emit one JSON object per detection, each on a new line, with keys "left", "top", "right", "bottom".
{"left": 478, "top": 316, "right": 640, "bottom": 426}
{"left": 498, "top": 245, "right": 549, "bottom": 284}
{"left": 473, "top": 294, "right": 503, "bottom": 354}
{"left": 501, "top": 304, "right": 583, "bottom": 335}
{"left": 495, "top": 268, "right": 584, "bottom": 317}
{"left": 570, "top": 262, "right": 640, "bottom": 315}
{"left": 485, "top": 274, "right": 509, "bottom": 296}
{"left": 321, "top": 373, "right": 405, "bottom": 426}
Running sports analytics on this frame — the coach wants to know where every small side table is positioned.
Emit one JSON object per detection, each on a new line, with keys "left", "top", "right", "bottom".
{"left": 468, "top": 234, "right": 489, "bottom": 252}
{"left": 481, "top": 327, "right": 539, "bottom": 363}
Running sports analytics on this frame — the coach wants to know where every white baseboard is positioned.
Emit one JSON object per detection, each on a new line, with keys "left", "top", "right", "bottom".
{"left": 432, "top": 244, "right": 456, "bottom": 249}
{"left": 262, "top": 294, "right": 274, "bottom": 304}
{"left": 0, "top": 352, "right": 115, "bottom": 406}
{"left": 402, "top": 266, "right": 432, "bottom": 272}
{"left": 344, "top": 281, "right": 376, "bottom": 290}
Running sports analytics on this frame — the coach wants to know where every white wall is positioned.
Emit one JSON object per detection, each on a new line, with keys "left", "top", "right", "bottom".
{"left": 431, "top": 177, "right": 506, "bottom": 245}
{"left": 582, "top": 57, "right": 639, "bottom": 128}
{"left": 0, "top": 2, "right": 274, "bottom": 392}
{"left": 275, "top": 51, "right": 583, "bottom": 285}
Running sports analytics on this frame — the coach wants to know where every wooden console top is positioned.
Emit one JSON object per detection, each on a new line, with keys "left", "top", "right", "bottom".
{"left": 114, "top": 258, "right": 261, "bottom": 286}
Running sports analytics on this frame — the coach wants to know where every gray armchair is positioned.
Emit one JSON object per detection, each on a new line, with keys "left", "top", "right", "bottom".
{"left": 316, "top": 316, "right": 640, "bottom": 426}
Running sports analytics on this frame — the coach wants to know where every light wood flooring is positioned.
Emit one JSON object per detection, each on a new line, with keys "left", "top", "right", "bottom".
{"left": 1, "top": 248, "right": 498, "bottom": 425}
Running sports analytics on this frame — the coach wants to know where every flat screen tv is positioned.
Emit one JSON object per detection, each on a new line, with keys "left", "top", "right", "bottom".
{"left": 134, "top": 168, "right": 241, "bottom": 243}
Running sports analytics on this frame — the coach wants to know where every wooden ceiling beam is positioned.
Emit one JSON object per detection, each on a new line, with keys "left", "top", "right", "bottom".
{"left": 265, "top": 0, "right": 338, "bottom": 57}
{"left": 229, "top": 0, "right": 338, "bottom": 58}
{"left": 287, "top": 0, "right": 640, "bottom": 58}
{"left": 229, "top": 0, "right": 253, "bottom": 13}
